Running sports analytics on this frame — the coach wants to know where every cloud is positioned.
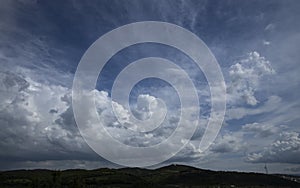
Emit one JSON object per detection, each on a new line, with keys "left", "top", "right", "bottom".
{"left": 0, "top": 69, "right": 201, "bottom": 167}
{"left": 0, "top": 159, "right": 117, "bottom": 171}
{"left": 210, "top": 132, "right": 245, "bottom": 153}
{"left": 228, "top": 51, "right": 275, "bottom": 106}
{"left": 0, "top": 70, "right": 94, "bottom": 162}
{"left": 285, "top": 166, "right": 300, "bottom": 173}
{"left": 0, "top": 71, "right": 29, "bottom": 110}
{"left": 264, "top": 23, "right": 275, "bottom": 31}
{"left": 0, "top": 0, "right": 298, "bottom": 172}
{"left": 226, "top": 95, "right": 281, "bottom": 120}
{"left": 247, "top": 131, "right": 300, "bottom": 164}
{"left": 131, "top": 94, "right": 156, "bottom": 121}
{"left": 242, "top": 122, "right": 283, "bottom": 138}
{"left": 263, "top": 40, "right": 271, "bottom": 45}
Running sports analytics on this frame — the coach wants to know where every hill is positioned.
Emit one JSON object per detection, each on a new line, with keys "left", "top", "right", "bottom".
{"left": 0, "top": 164, "right": 299, "bottom": 188}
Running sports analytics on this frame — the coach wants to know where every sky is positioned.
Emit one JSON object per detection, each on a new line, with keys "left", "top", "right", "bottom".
{"left": 0, "top": 0, "right": 300, "bottom": 174}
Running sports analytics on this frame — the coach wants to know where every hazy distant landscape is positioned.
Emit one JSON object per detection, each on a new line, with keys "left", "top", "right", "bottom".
{"left": 1, "top": 165, "right": 300, "bottom": 188}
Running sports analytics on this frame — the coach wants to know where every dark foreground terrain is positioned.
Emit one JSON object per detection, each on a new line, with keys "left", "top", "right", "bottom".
{"left": 1, "top": 164, "right": 299, "bottom": 188}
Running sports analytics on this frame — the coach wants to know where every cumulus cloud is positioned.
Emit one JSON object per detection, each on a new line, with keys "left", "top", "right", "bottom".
{"left": 247, "top": 131, "right": 300, "bottom": 164}
{"left": 228, "top": 51, "right": 275, "bottom": 106}
{"left": 0, "top": 71, "right": 92, "bottom": 162}
{"left": 131, "top": 94, "right": 158, "bottom": 121}
{"left": 0, "top": 69, "right": 201, "bottom": 167}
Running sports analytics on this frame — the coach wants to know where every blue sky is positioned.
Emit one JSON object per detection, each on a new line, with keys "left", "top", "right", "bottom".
{"left": 0, "top": 0, "right": 300, "bottom": 173}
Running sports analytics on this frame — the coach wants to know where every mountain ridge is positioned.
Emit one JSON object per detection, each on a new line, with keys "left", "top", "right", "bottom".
{"left": 1, "top": 164, "right": 299, "bottom": 187}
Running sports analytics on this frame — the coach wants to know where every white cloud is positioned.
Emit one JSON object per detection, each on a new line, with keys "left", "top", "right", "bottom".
{"left": 132, "top": 94, "right": 156, "bottom": 120}
{"left": 242, "top": 122, "right": 283, "bottom": 138}
{"left": 226, "top": 95, "right": 281, "bottom": 120}
{"left": 247, "top": 131, "right": 300, "bottom": 164}
{"left": 0, "top": 69, "right": 201, "bottom": 166}
{"left": 263, "top": 40, "right": 271, "bottom": 45}
{"left": 0, "top": 70, "right": 90, "bottom": 160}
{"left": 228, "top": 51, "right": 275, "bottom": 106}
{"left": 264, "top": 23, "right": 275, "bottom": 31}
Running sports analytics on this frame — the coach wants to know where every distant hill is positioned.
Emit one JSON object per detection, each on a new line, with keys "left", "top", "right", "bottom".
{"left": 0, "top": 164, "right": 299, "bottom": 188}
